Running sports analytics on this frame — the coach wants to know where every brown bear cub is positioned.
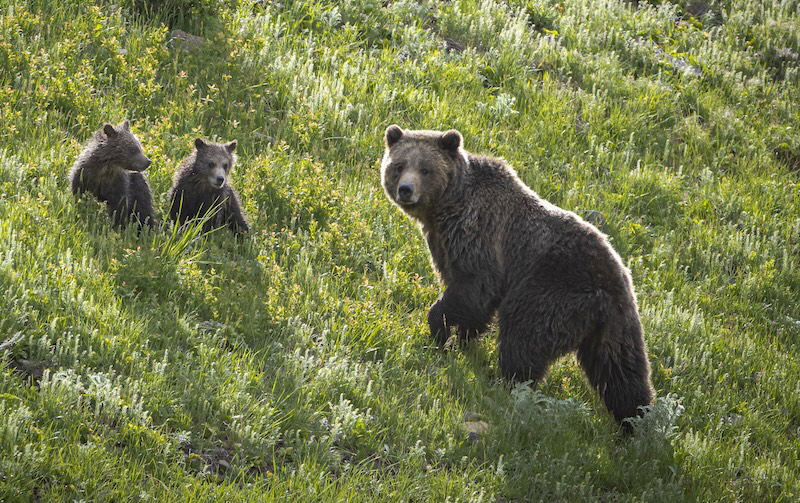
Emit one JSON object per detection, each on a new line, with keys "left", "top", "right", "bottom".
{"left": 381, "top": 125, "right": 654, "bottom": 426}
{"left": 167, "top": 138, "right": 249, "bottom": 235}
{"left": 69, "top": 120, "right": 155, "bottom": 228}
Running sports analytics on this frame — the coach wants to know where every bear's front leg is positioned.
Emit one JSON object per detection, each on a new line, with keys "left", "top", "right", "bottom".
{"left": 225, "top": 192, "right": 250, "bottom": 235}
{"left": 106, "top": 192, "right": 131, "bottom": 228}
{"left": 427, "top": 284, "right": 494, "bottom": 347}
{"left": 70, "top": 166, "right": 85, "bottom": 195}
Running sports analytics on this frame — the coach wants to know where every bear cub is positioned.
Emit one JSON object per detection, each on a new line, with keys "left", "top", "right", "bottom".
{"left": 168, "top": 138, "right": 249, "bottom": 235}
{"left": 69, "top": 120, "right": 155, "bottom": 228}
{"left": 381, "top": 125, "right": 654, "bottom": 426}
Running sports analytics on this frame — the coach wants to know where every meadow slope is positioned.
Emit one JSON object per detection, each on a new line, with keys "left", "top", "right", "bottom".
{"left": 1, "top": 0, "right": 799, "bottom": 501}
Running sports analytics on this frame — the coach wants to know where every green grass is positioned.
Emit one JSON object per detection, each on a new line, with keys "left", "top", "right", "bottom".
{"left": 1, "top": 0, "right": 798, "bottom": 500}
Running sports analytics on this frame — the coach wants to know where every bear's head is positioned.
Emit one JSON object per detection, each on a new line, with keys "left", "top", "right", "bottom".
{"left": 98, "top": 120, "right": 151, "bottom": 172}
{"left": 193, "top": 138, "right": 237, "bottom": 190}
{"left": 381, "top": 125, "right": 466, "bottom": 219}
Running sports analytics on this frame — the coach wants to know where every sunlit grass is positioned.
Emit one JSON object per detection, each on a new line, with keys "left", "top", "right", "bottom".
{"left": 0, "top": 0, "right": 798, "bottom": 501}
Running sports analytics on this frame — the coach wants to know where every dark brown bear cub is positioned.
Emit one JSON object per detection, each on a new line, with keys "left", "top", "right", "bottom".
{"left": 380, "top": 125, "right": 654, "bottom": 425}
{"left": 69, "top": 120, "right": 155, "bottom": 228}
{"left": 168, "top": 138, "right": 249, "bottom": 235}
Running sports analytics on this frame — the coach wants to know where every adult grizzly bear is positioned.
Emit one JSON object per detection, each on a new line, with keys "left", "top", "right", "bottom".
{"left": 380, "top": 125, "right": 654, "bottom": 425}
{"left": 167, "top": 138, "right": 249, "bottom": 235}
{"left": 69, "top": 120, "right": 155, "bottom": 228}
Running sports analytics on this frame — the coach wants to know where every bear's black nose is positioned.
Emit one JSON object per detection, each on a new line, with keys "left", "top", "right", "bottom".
{"left": 215, "top": 176, "right": 225, "bottom": 186}
{"left": 398, "top": 184, "right": 413, "bottom": 199}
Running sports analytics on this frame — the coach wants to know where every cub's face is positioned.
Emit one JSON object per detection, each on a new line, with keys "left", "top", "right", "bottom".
{"left": 381, "top": 125, "right": 464, "bottom": 217}
{"left": 194, "top": 138, "right": 237, "bottom": 189}
{"left": 103, "top": 120, "right": 151, "bottom": 172}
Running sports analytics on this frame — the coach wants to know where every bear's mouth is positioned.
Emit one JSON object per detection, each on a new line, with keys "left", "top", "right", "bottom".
{"left": 396, "top": 192, "right": 420, "bottom": 207}
{"left": 397, "top": 198, "right": 419, "bottom": 208}
{"left": 127, "top": 162, "right": 151, "bottom": 172}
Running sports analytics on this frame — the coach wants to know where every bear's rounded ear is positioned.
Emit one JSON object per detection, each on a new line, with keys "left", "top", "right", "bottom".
{"left": 439, "top": 129, "right": 462, "bottom": 152}
{"left": 194, "top": 138, "right": 207, "bottom": 150}
{"left": 103, "top": 124, "right": 117, "bottom": 137}
{"left": 385, "top": 125, "right": 403, "bottom": 147}
{"left": 225, "top": 140, "right": 237, "bottom": 153}
{"left": 121, "top": 120, "right": 131, "bottom": 131}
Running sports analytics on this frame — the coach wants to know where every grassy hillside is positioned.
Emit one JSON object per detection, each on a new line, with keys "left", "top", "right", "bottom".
{"left": 1, "top": 0, "right": 798, "bottom": 500}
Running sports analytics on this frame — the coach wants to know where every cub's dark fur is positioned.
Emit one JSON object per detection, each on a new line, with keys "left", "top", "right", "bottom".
{"left": 381, "top": 125, "right": 654, "bottom": 425}
{"left": 69, "top": 120, "right": 154, "bottom": 228}
{"left": 168, "top": 138, "right": 249, "bottom": 235}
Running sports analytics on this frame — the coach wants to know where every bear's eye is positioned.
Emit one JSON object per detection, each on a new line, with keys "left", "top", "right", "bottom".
{"left": 223, "top": 163, "right": 229, "bottom": 170}
{"left": 420, "top": 168, "right": 431, "bottom": 176}
{"left": 394, "top": 163, "right": 404, "bottom": 174}
{"left": 208, "top": 162, "right": 216, "bottom": 169}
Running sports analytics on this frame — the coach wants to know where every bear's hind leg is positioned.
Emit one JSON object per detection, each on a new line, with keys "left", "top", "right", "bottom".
{"left": 576, "top": 313, "right": 653, "bottom": 426}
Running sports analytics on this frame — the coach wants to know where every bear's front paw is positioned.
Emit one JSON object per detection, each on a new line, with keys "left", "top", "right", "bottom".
{"left": 457, "top": 326, "right": 479, "bottom": 345}
{"left": 427, "top": 301, "right": 450, "bottom": 347}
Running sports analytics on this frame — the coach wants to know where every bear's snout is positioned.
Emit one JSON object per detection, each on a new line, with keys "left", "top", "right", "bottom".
{"left": 131, "top": 156, "right": 151, "bottom": 171}
{"left": 208, "top": 175, "right": 226, "bottom": 189}
{"left": 397, "top": 183, "right": 418, "bottom": 205}
{"left": 207, "top": 166, "right": 227, "bottom": 189}
{"left": 398, "top": 184, "right": 413, "bottom": 198}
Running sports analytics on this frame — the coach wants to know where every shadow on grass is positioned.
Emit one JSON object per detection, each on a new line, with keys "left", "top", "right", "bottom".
{"left": 431, "top": 333, "right": 690, "bottom": 501}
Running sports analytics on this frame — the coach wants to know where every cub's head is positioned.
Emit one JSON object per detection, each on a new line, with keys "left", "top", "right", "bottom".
{"left": 98, "top": 120, "right": 151, "bottom": 172}
{"left": 193, "top": 138, "right": 237, "bottom": 189}
{"left": 380, "top": 125, "right": 466, "bottom": 218}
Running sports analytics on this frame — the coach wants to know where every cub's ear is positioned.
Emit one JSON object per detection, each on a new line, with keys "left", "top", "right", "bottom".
{"left": 121, "top": 120, "right": 131, "bottom": 131}
{"left": 385, "top": 125, "right": 403, "bottom": 147}
{"left": 103, "top": 124, "right": 117, "bottom": 137}
{"left": 225, "top": 140, "right": 237, "bottom": 153}
{"left": 439, "top": 129, "right": 462, "bottom": 152}
{"left": 194, "top": 138, "right": 207, "bottom": 150}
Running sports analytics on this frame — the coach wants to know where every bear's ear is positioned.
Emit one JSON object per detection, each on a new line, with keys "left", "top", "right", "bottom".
{"left": 385, "top": 125, "right": 403, "bottom": 147}
{"left": 439, "top": 129, "right": 462, "bottom": 152}
{"left": 225, "top": 140, "right": 237, "bottom": 153}
{"left": 103, "top": 124, "right": 117, "bottom": 137}
{"left": 121, "top": 120, "right": 130, "bottom": 131}
{"left": 194, "top": 138, "right": 207, "bottom": 150}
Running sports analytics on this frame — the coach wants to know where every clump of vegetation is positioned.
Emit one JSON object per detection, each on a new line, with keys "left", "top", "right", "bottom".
{"left": 122, "top": 0, "right": 235, "bottom": 29}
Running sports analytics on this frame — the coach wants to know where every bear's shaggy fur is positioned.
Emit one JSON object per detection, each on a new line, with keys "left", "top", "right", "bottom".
{"left": 69, "top": 120, "right": 155, "bottom": 228}
{"left": 380, "top": 125, "right": 654, "bottom": 424}
{"left": 167, "top": 138, "right": 249, "bottom": 235}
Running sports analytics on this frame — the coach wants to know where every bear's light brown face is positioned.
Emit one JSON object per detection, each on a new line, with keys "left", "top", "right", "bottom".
{"left": 193, "top": 138, "right": 237, "bottom": 189}
{"left": 381, "top": 125, "right": 464, "bottom": 219}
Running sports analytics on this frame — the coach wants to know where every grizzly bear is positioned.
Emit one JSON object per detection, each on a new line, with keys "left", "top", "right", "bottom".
{"left": 167, "top": 138, "right": 249, "bottom": 235}
{"left": 69, "top": 120, "right": 155, "bottom": 228}
{"left": 380, "top": 125, "right": 654, "bottom": 425}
